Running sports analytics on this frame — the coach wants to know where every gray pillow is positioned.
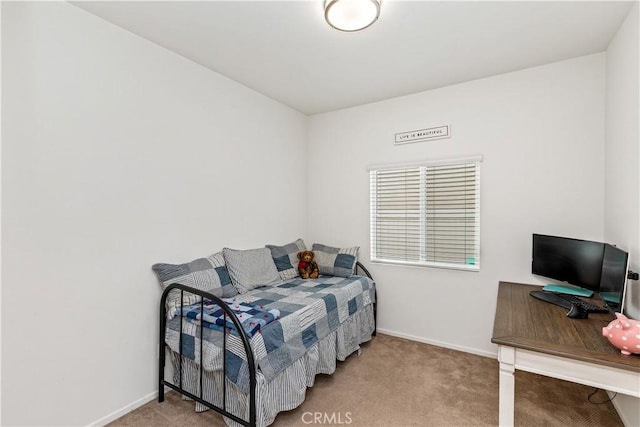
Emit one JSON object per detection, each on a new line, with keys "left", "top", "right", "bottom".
{"left": 223, "top": 247, "right": 282, "bottom": 294}
{"left": 266, "top": 238, "right": 307, "bottom": 280}
{"left": 312, "top": 243, "right": 359, "bottom": 278}
{"left": 152, "top": 252, "right": 237, "bottom": 312}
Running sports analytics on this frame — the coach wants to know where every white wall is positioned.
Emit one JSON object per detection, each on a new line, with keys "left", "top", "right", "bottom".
{"left": 604, "top": 4, "right": 640, "bottom": 427}
{"left": 307, "top": 54, "right": 606, "bottom": 356}
{"left": 2, "top": 1, "right": 634, "bottom": 426}
{"left": 605, "top": 2, "right": 640, "bottom": 320}
{"left": 1, "top": 2, "right": 307, "bottom": 426}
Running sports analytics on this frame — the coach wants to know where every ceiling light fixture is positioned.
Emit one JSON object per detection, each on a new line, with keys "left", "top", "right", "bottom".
{"left": 324, "top": 0, "right": 381, "bottom": 32}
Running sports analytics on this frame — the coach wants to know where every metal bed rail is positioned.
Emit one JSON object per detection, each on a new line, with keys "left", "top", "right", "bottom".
{"left": 355, "top": 261, "right": 377, "bottom": 336}
{"left": 159, "top": 283, "right": 257, "bottom": 427}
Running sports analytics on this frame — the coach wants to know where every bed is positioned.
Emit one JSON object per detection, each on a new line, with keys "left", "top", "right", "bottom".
{"left": 157, "top": 261, "right": 376, "bottom": 427}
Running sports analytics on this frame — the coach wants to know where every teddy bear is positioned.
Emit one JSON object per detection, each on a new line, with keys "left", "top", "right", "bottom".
{"left": 297, "top": 250, "right": 319, "bottom": 279}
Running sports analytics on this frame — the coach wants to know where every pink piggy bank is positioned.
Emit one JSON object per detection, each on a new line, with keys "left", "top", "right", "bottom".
{"left": 602, "top": 313, "right": 640, "bottom": 355}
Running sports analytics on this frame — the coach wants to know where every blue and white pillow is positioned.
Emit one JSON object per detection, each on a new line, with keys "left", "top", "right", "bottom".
{"left": 153, "top": 252, "right": 238, "bottom": 312}
{"left": 266, "top": 238, "right": 307, "bottom": 280}
{"left": 312, "top": 243, "right": 359, "bottom": 278}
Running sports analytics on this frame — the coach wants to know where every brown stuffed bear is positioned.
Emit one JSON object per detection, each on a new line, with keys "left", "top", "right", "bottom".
{"left": 297, "top": 250, "right": 319, "bottom": 279}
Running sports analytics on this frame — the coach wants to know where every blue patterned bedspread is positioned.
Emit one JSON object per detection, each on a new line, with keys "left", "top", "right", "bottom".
{"left": 179, "top": 299, "right": 281, "bottom": 338}
{"left": 165, "top": 275, "right": 375, "bottom": 392}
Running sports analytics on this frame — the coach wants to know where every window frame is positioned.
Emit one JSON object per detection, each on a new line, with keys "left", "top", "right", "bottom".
{"left": 368, "top": 155, "right": 482, "bottom": 272}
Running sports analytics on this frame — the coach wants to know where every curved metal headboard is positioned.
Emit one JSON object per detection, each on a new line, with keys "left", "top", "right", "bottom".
{"left": 356, "top": 261, "right": 372, "bottom": 279}
{"left": 355, "top": 261, "right": 376, "bottom": 336}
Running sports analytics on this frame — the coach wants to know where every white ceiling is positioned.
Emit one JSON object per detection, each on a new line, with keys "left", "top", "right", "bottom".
{"left": 72, "top": 1, "right": 633, "bottom": 115}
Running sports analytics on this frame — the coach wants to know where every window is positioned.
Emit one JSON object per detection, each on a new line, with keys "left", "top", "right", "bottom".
{"left": 369, "top": 157, "right": 481, "bottom": 271}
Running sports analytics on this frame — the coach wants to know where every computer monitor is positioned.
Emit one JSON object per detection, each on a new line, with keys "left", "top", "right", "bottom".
{"left": 532, "top": 234, "right": 605, "bottom": 293}
{"left": 599, "top": 244, "right": 629, "bottom": 313}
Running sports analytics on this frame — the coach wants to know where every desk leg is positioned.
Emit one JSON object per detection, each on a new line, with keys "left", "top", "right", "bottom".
{"left": 497, "top": 346, "right": 515, "bottom": 427}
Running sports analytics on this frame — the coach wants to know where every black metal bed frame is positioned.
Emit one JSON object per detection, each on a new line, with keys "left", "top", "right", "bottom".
{"left": 158, "top": 261, "right": 375, "bottom": 427}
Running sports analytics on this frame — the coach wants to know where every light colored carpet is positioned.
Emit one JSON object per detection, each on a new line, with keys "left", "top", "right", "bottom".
{"left": 108, "top": 334, "right": 623, "bottom": 426}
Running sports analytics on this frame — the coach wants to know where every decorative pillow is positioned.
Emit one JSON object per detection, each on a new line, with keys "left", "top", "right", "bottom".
{"left": 223, "top": 247, "right": 282, "bottom": 294}
{"left": 152, "top": 252, "right": 238, "bottom": 312}
{"left": 311, "top": 243, "right": 359, "bottom": 278}
{"left": 266, "top": 238, "right": 307, "bottom": 280}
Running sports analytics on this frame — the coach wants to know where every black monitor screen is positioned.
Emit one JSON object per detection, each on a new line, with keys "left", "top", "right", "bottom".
{"left": 532, "top": 234, "right": 605, "bottom": 292}
{"left": 599, "top": 244, "right": 629, "bottom": 310}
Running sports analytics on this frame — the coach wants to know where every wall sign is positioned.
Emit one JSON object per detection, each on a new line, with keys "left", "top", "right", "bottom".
{"left": 394, "top": 125, "right": 450, "bottom": 145}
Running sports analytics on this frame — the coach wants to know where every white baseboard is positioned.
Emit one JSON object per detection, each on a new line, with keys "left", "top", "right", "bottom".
{"left": 376, "top": 328, "right": 497, "bottom": 359}
{"left": 88, "top": 388, "right": 167, "bottom": 427}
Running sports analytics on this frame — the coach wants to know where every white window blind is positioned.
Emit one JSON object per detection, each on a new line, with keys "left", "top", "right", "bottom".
{"left": 370, "top": 159, "right": 480, "bottom": 270}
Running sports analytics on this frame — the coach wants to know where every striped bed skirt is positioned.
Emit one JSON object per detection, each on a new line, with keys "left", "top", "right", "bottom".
{"left": 169, "top": 304, "right": 375, "bottom": 427}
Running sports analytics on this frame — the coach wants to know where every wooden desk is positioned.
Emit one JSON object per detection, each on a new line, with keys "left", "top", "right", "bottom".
{"left": 491, "top": 281, "right": 640, "bottom": 426}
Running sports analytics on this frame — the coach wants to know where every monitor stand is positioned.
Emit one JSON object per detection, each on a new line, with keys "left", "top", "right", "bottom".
{"left": 542, "top": 284, "right": 594, "bottom": 298}
{"left": 599, "top": 292, "right": 620, "bottom": 303}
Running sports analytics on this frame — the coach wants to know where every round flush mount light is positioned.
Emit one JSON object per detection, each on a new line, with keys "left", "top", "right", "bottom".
{"left": 324, "top": 0, "right": 381, "bottom": 32}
